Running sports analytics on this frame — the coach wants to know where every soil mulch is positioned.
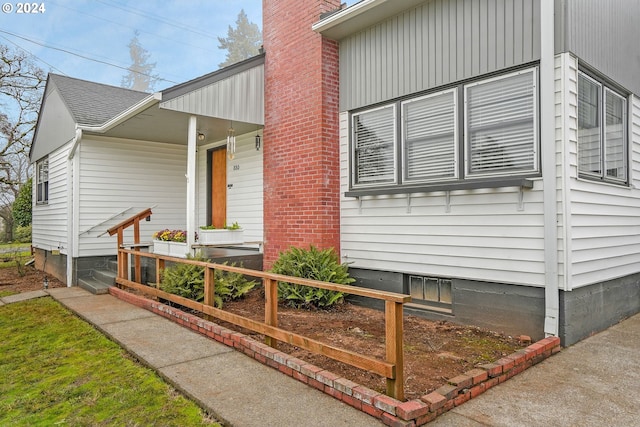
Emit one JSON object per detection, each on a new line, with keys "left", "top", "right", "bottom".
{"left": 211, "top": 287, "right": 524, "bottom": 400}
{"left": 1, "top": 265, "right": 525, "bottom": 400}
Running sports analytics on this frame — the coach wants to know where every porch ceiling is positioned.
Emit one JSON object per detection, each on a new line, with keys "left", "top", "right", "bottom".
{"left": 93, "top": 103, "right": 259, "bottom": 145}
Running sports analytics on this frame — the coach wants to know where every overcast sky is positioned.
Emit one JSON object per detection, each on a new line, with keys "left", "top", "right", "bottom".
{"left": 0, "top": 1, "right": 358, "bottom": 91}
{"left": 0, "top": 0, "right": 264, "bottom": 90}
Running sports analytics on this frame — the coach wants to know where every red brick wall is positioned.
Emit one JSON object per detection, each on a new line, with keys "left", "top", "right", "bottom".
{"left": 262, "top": 0, "right": 342, "bottom": 267}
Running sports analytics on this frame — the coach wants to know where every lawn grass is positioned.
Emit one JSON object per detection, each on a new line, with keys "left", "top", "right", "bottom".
{"left": 0, "top": 290, "right": 17, "bottom": 297}
{"left": 0, "top": 297, "right": 219, "bottom": 426}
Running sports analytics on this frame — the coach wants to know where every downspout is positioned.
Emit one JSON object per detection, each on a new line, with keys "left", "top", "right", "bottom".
{"left": 541, "top": 0, "right": 559, "bottom": 337}
{"left": 65, "top": 127, "right": 82, "bottom": 286}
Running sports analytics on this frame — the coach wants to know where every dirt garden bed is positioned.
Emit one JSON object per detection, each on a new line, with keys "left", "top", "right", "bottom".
{"left": 200, "top": 287, "right": 525, "bottom": 400}
{"left": 1, "top": 265, "right": 525, "bottom": 400}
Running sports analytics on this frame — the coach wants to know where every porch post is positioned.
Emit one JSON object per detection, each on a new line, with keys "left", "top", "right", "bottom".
{"left": 186, "top": 115, "right": 198, "bottom": 252}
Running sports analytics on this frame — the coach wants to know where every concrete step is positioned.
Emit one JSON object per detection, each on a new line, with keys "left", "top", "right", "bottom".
{"left": 107, "top": 259, "right": 118, "bottom": 274}
{"left": 77, "top": 268, "right": 116, "bottom": 295}
{"left": 93, "top": 268, "right": 117, "bottom": 285}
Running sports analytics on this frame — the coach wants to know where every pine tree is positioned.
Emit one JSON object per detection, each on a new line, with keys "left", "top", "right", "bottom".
{"left": 217, "top": 9, "right": 262, "bottom": 68}
{"left": 121, "top": 31, "right": 160, "bottom": 92}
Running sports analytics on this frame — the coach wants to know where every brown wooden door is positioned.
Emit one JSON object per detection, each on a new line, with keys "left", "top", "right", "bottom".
{"left": 211, "top": 148, "right": 227, "bottom": 228}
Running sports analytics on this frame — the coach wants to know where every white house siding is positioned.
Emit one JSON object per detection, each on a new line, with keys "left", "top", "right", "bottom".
{"left": 196, "top": 132, "right": 264, "bottom": 243}
{"left": 569, "top": 90, "right": 640, "bottom": 289}
{"left": 339, "top": 110, "right": 547, "bottom": 287}
{"left": 76, "top": 137, "right": 187, "bottom": 256}
{"left": 32, "top": 142, "right": 71, "bottom": 252}
{"left": 555, "top": 53, "right": 578, "bottom": 291}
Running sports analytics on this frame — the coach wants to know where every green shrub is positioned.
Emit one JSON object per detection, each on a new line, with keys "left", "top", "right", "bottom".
{"left": 270, "top": 246, "right": 354, "bottom": 309}
{"left": 13, "top": 225, "right": 32, "bottom": 243}
{"left": 159, "top": 256, "right": 256, "bottom": 308}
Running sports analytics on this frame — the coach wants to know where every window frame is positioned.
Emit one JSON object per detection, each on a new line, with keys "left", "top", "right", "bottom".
{"left": 348, "top": 66, "right": 540, "bottom": 194}
{"left": 36, "top": 157, "right": 49, "bottom": 204}
{"left": 577, "top": 70, "right": 629, "bottom": 186}
{"left": 401, "top": 88, "right": 458, "bottom": 184}
{"left": 351, "top": 103, "right": 397, "bottom": 188}
{"left": 463, "top": 68, "right": 539, "bottom": 179}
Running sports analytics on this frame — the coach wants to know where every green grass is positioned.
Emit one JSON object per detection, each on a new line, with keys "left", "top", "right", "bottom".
{"left": 0, "top": 290, "right": 17, "bottom": 297}
{"left": 0, "top": 297, "right": 220, "bottom": 426}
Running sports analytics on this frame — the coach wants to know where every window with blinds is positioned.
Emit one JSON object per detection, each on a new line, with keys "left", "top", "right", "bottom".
{"left": 349, "top": 66, "right": 540, "bottom": 191}
{"left": 352, "top": 104, "right": 396, "bottom": 186}
{"left": 465, "top": 69, "right": 538, "bottom": 177}
{"left": 402, "top": 89, "right": 457, "bottom": 182}
{"left": 578, "top": 71, "right": 628, "bottom": 185}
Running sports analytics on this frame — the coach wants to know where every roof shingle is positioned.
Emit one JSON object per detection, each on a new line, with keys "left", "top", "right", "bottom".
{"left": 49, "top": 74, "right": 149, "bottom": 126}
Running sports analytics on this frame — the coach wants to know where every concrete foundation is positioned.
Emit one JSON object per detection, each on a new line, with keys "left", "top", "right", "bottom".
{"left": 559, "top": 273, "right": 640, "bottom": 346}
{"left": 349, "top": 267, "right": 640, "bottom": 346}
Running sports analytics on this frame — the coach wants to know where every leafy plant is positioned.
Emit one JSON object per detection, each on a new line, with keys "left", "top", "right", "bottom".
{"left": 199, "top": 221, "right": 241, "bottom": 230}
{"left": 159, "top": 256, "right": 256, "bottom": 308}
{"left": 13, "top": 225, "right": 31, "bottom": 243}
{"left": 270, "top": 246, "right": 354, "bottom": 309}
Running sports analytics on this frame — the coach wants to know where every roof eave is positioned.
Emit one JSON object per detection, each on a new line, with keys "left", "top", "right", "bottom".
{"left": 313, "top": 0, "right": 427, "bottom": 40}
{"left": 78, "top": 92, "right": 161, "bottom": 133}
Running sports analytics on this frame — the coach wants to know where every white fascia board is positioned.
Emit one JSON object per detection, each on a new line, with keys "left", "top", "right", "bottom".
{"left": 78, "top": 92, "right": 161, "bottom": 133}
{"left": 312, "top": 0, "right": 382, "bottom": 33}
{"left": 313, "top": 0, "right": 426, "bottom": 40}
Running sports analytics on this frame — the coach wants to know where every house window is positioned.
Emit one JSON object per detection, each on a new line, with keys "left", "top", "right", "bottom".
{"left": 465, "top": 69, "right": 538, "bottom": 177}
{"left": 578, "top": 71, "right": 628, "bottom": 184}
{"left": 36, "top": 157, "right": 49, "bottom": 204}
{"left": 408, "top": 275, "right": 452, "bottom": 310}
{"left": 350, "top": 67, "right": 538, "bottom": 191}
{"left": 402, "top": 89, "right": 457, "bottom": 182}
{"left": 352, "top": 104, "right": 396, "bottom": 186}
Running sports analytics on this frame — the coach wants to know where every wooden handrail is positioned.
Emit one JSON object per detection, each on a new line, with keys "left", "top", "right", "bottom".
{"left": 107, "top": 207, "right": 152, "bottom": 236}
{"left": 108, "top": 208, "right": 153, "bottom": 284}
{"left": 115, "top": 247, "right": 410, "bottom": 400}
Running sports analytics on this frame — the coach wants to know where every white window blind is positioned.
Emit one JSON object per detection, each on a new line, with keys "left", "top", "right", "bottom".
{"left": 353, "top": 105, "right": 396, "bottom": 186}
{"left": 605, "top": 88, "right": 627, "bottom": 181}
{"left": 465, "top": 69, "right": 537, "bottom": 177}
{"left": 578, "top": 73, "right": 602, "bottom": 177}
{"left": 402, "top": 90, "right": 457, "bottom": 182}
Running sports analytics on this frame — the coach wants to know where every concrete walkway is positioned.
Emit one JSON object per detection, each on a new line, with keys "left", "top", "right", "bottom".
{"left": 430, "top": 312, "right": 640, "bottom": 426}
{"left": 3, "top": 288, "right": 639, "bottom": 426}
{"left": 4, "top": 287, "right": 379, "bottom": 427}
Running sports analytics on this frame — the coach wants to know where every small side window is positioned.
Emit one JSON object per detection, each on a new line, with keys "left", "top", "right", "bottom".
{"left": 36, "top": 157, "right": 49, "bottom": 204}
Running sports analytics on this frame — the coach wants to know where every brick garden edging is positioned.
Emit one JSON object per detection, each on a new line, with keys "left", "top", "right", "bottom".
{"left": 109, "top": 287, "right": 561, "bottom": 426}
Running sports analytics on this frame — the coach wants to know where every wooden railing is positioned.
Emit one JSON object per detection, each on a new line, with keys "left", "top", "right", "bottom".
{"left": 115, "top": 247, "right": 411, "bottom": 400}
{"left": 106, "top": 208, "right": 153, "bottom": 284}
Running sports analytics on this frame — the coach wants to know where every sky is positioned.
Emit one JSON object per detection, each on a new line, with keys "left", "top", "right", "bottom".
{"left": 0, "top": 0, "right": 265, "bottom": 91}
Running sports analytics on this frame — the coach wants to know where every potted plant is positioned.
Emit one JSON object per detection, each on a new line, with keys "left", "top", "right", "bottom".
{"left": 198, "top": 221, "right": 244, "bottom": 245}
{"left": 152, "top": 229, "right": 189, "bottom": 258}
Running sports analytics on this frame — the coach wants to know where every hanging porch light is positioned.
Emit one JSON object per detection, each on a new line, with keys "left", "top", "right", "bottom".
{"left": 227, "top": 123, "right": 236, "bottom": 160}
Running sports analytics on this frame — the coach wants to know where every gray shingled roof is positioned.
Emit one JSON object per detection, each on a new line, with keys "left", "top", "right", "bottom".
{"left": 49, "top": 74, "right": 150, "bottom": 126}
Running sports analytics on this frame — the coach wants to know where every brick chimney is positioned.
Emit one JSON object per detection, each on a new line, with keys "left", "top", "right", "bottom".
{"left": 262, "top": 0, "right": 342, "bottom": 267}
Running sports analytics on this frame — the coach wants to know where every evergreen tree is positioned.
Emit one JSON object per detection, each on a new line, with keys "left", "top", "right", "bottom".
{"left": 217, "top": 9, "right": 262, "bottom": 68}
{"left": 121, "top": 31, "right": 160, "bottom": 92}
{"left": 12, "top": 177, "right": 31, "bottom": 227}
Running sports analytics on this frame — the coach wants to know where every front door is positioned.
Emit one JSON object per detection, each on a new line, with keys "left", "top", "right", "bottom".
{"left": 211, "top": 148, "right": 227, "bottom": 228}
